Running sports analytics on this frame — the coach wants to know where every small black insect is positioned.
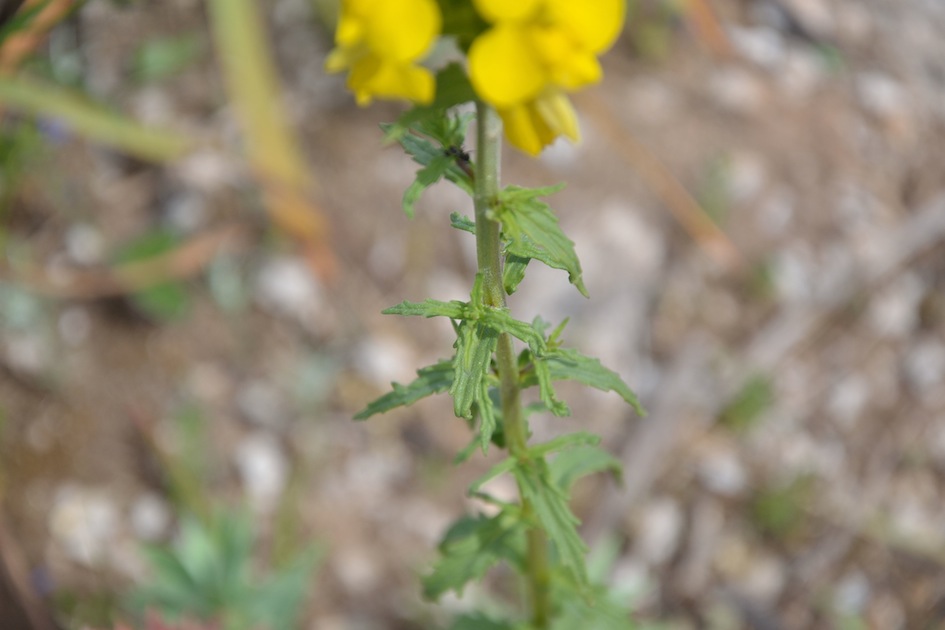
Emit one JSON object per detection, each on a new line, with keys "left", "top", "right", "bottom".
{"left": 444, "top": 144, "right": 474, "bottom": 181}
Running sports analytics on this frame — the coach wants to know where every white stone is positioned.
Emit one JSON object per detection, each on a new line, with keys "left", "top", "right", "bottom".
{"left": 729, "top": 26, "right": 786, "bottom": 69}
{"left": 635, "top": 497, "right": 684, "bottom": 565}
{"left": 4, "top": 333, "right": 47, "bottom": 376}
{"left": 49, "top": 484, "right": 119, "bottom": 567}
{"left": 255, "top": 256, "right": 323, "bottom": 323}
{"left": 856, "top": 73, "right": 909, "bottom": 121}
{"left": 236, "top": 380, "right": 289, "bottom": 428}
{"left": 833, "top": 570, "right": 871, "bottom": 616}
{"left": 708, "top": 67, "right": 767, "bottom": 115}
{"left": 164, "top": 191, "right": 208, "bottom": 233}
{"left": 757, "top": 188, "right": 795, "bottom": 236}
{"left": 727, "top": 151, "right": 767, "bottom": 203}
{"left": 737, "top": 552, "right": 787, "bottom": 604}
{"left": 58, "top": 307, "right": 92, "bottom": 347}
{"left": 354, "top": 334, "right": 416, "bottom": 388}
{"left": 65, "top": 224, "right": 106, "bottom": 265}
{"left": 234, "top": 432, "right": 289, "bottom": 514}
{"left": 826, "top": 376, "right": 869, "bottom": 428}
{"left": 697, "top": 448, "right": 748, "bottom": 497}
{"left": 130, "top": 493, "right": 171, "bottom": 541}
{"left": 778, "top": 49, "right": 825, "bottom": 102}
{"left": 904, "top": 339, "right": 945, "bottom": 397}
{"left": 332, "top": 545, "right": 382, "bottom": 595}
{"left": 867, "top": 273, "right": 924, "bottom": 338}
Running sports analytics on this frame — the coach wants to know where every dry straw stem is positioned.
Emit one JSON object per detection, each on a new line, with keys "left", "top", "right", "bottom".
{"left": 580, "top": 89, "right": 744, "bottom": 272}
{"left": 683, "top": 0, "right": 734, "bottom": 58}
{"left": 0, "top": 222, "right": 251, "bottom": 299}
{"left": 206, "top": 0, "right": 335, "bottom": 280}
{"left": 0, "top": 0, "right": 76, "bottom": 73}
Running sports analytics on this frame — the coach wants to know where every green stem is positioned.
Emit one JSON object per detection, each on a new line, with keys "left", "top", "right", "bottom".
{"left": 473, "top": 101, "right": 550, "bottom": 629}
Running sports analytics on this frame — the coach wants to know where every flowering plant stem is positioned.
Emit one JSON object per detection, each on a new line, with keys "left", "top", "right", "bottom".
{"left": 473, "top": 101, "right": 550, "bottom": 628}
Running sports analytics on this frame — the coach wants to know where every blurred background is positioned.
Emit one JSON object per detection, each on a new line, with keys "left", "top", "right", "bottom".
{"left": 1, "top": 0, "right": 944, "bottom": 628}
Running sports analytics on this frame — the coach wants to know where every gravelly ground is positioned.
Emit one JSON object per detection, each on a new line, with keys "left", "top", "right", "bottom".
{"left": 2, "top": 0, "right": 945, "bottom": 628}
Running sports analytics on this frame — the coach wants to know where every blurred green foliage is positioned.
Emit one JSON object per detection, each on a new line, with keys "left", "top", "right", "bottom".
{"left": 129, "top": 510, "right": 320, "bottom": 630}
{"left": 719, "top": 374, "right": 773, "bottom": 434}
{"left": 750, "top": 474, "right": 815, "bottom": 541}
{"left": 131, "top": 33, "right": 203, "bottom": 84}
{"left": 113, "top": 229, "right": 191, "bottom": 321}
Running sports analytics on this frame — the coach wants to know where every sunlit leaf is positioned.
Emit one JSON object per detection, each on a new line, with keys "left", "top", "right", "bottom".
{"left": 423, "top": 512, "right": 526, "bottom": 600}
{"left": 495, "top": 184, "right": 587, "bottom": 297}
{"left": 354, "top": 360, "right": 453, "bottom": 420}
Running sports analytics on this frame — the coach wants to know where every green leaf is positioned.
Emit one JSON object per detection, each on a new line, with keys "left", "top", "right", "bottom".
{"left": 380, "top": 107, "right": 473, "bottom": 217}
{"left": 382, "top": 298, "right": 468, "bottom": 319}
{"left": 479, "top": 307, "right": 546, "bottom": 357}
{"left": 549, "top": 445, "right": 623, "bottom": 492}
{"left": 450, "top": 212, "right": 476, "bottom": 234}
{"left": 526, "top": 432, "right": 600, "bottom": 460}
{"left": 354, "top": 360, "right": 453, "bottom": 420}
{"left": 495, "top": 184, "right": 588, "bottom": 297}
{"left": 503, "top": 254, "right": 530, "bottom": 295}
{"left": 132, "top": 33, "right": 203, "bottom": 83}
{"left": 549, "top": 579, "right": 638, "bottom": 630}
{"left": 422, "top": 513, "right": 526, "bottom": 600}
{"left": 450, "top": 319, "right": 498, "bottom": 422}
{"left": 403, "top": 153, "right": 453, "bottom": 218}
{"left": 531, "top": 349, "right": 570, "bottom": 417}
{"left": 469, "top": 456, "right": 516, "bottom": 494}
{"left": 512, "top": 462, "right": 588, "bottom": 586}
{"left": 542, "top": 348, "right": 646, "bottom": 416}
{"left": 113, "top": 229, "right": 190, "bottom": 320}
{"left": 449, "top": 614, "right": 524, "bottom": 630}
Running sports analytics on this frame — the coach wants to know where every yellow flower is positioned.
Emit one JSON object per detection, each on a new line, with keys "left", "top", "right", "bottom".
{"left": 325, "top": 0, "right": 441, "bottom": 105}
{"left": 468, "top": 0, "right": 624, "bottom": 155}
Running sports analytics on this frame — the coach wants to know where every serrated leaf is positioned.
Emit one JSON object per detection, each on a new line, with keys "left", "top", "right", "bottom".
{"left": 503, "top": 254, "right": 530, "bottom": 295}
{"left": 549, "top": 579, "right": 637, "bottom": 630}
{"left": 513, "top": 463, "right": 588, "bottom": 586}
{"left": 450, "top": 320, "right": 498, "bottom": 421}
{"left": 549, "top": 445, "right": 623, "bottom": 492}
{"left": 526, "top": 432, "right": 600, "bottom": 459}
{"left": 402, "top": 153, "right": 454, "bottom": 217}
{"left": 543, "top": 348, "right": 646, "bottom": 416}
{"left": 479, "top": 308, "right": 546, "bottom": 357}
{"left": 495, "top": 184, "right": 587, "bottom": 297}
{"left": 383, "top": 298, "right": 468, "bottom": 319}
{"left": 469, "top": 456, "right": 516, "bottom": 494}
{"left": 532, "top": 350, "right": 570, "bottom": 417}
{"left": 422, "top": 513, "right": 526, "bottom": 600}
{"left": 450, "top": 212, "right": 476, "bottom": 234}
{"left": 380, "top": 107, "right": 474, "bottom": 215}
{"left": 354, "top": 360, "right": 453, "bottom": 420}
{"left": 476, "top": 377, "right": 498, "bottom": 451}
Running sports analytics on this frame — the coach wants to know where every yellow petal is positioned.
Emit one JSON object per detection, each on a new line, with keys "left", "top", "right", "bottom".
{"left": 473, "top": 0, "right": 541, "bottom": 23}
{"left": 469, "top": 25, "right": 546, "bottom": 108}
{"left": 546, "top": 0, "right": 625, "bottom": 52}
{"left": 365, "top": 0, "right": 441, "bottom": 62}
{"left": 500, "top": 103, "right": 548, "bottom": 156}
{"left": 550, "top": 50, "right": 602, "bottom": 89}
{"left": 534, "top": 90, "right": 579, "bottom": 141}
{"left": 348, "top": 56, "right": 435, "bottom": 105}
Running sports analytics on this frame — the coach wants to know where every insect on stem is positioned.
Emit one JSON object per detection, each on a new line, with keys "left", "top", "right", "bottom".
{"left": 444, "top": 144, "right": 475, "bottom": 181}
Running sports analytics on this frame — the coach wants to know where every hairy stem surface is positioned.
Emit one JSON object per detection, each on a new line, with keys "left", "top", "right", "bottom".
{"left": 473, "top": 101, "right": 550, "bottom": 629}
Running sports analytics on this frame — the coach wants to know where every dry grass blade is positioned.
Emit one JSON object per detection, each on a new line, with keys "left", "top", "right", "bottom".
{"left": 0, "top": 75, "right": 193, "bottom": 162}
{"left": 581, "top": 90, "right": 744, "bottom": 271}
{"left": 0, "top": 222, "right": 251, "bottom": 299}
{"left": 0, "top": 0, "right": 76, "bottom": 72}
{"left": 683, "top": 0, "right": 733, "bottom": 58}
{"left": 206, "top": 0, "right": 335, "bottom": 280}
